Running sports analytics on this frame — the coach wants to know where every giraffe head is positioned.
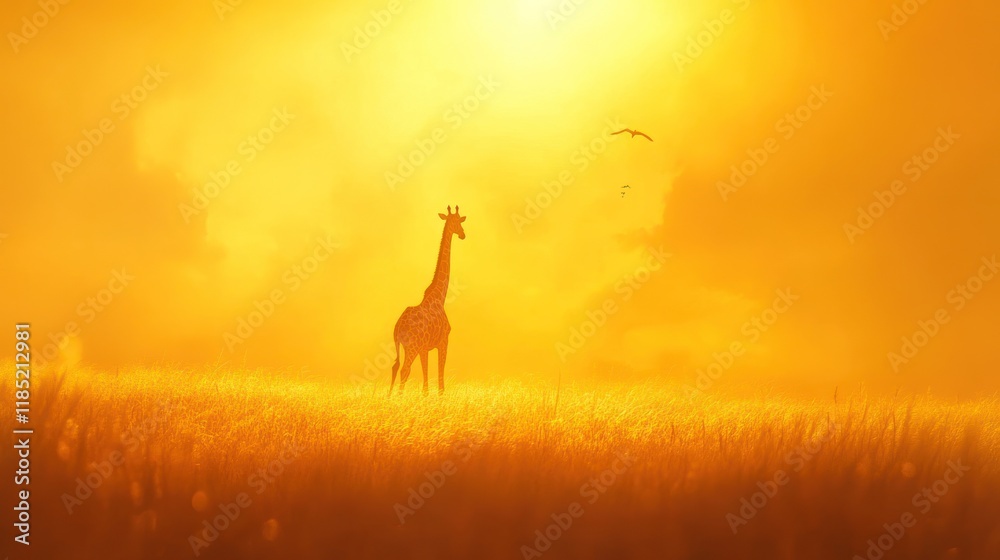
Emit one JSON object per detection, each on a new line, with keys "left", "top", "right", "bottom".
{"left": 438, "top": 205, "right": 466, "bottom": 240}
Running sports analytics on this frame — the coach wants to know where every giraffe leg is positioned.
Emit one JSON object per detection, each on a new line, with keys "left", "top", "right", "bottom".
{"left": 398, "top": 351, "right": 417, "bottom": 394}
{"left": 419, "top": 352, "right": 429, "bottom": 395}
{"left": 389, "top": 341, "right": 401, "bottom": 396}
{"left": 437, "top": 338, "right": 448, "bottom": 395}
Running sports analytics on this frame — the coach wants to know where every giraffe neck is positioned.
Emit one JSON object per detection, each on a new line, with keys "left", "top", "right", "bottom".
{"left": 422, "top": 226, "right": 452, "bottom": 306}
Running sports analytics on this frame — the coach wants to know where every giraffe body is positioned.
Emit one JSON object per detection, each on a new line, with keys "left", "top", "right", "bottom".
{"left": 394, "top": 306, "right": 450, "bottom": 353}
{"left": 390, "top": 206, "right": 466, "bottom": 395}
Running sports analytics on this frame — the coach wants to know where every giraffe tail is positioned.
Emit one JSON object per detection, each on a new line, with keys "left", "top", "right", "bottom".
{"left": 389, "top": 339, "right": 401, "bottom": 395}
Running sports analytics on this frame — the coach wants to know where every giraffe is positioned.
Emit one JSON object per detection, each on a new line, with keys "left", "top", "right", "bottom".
{"left": 389, "top": 206, "right": 466, "bottom": 395}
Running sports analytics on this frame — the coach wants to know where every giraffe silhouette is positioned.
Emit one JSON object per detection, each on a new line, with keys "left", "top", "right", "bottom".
{"left": 390, "top": 205, "right": 466, "bottom": 395}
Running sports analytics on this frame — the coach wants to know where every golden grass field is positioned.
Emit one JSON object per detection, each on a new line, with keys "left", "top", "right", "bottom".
{"left": 5, "top": 362, "right": 999, "bottom": 560}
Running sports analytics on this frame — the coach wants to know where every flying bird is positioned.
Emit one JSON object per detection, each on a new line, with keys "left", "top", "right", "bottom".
{"left": 611, "top": 128, "right": 653, "bottom": 142}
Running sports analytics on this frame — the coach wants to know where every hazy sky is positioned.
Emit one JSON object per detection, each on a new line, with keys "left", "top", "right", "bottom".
{"left": 1, "top": 0, "right": 997, "bottom": 395}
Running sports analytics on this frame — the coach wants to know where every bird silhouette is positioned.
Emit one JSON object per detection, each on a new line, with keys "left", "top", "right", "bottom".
{"left": 611, "top": 128, "right": 653, "bottom": 142}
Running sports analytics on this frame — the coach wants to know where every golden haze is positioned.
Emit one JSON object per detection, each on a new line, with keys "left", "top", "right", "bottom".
{"left": 1, "top": 0, "right": 998, "bottom": 394}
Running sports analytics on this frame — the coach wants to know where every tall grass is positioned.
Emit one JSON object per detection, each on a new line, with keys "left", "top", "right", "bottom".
{"left": 3, "top": 362, "right": 998, "bottom": 559}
